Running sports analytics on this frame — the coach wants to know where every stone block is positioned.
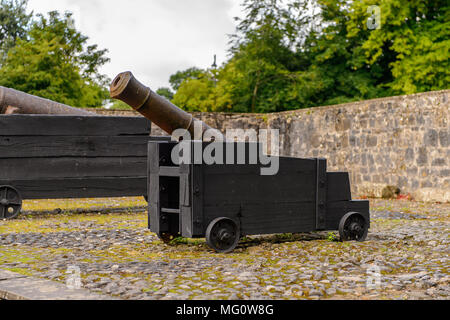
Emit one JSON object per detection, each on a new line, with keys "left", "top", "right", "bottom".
{"left": 413, "top": 188, "right": 450, "bottom": 203}
{"left": 405, "top": 148, "right": 414, "bottom": 161}
{"left": 416, "top": 147, "right": 428, "bottom": 166}
{"left": 424, "top": 129, "right": 438, "bottom": 147}
{"left": 439, "top": 131, "right": 448, "bottom": 147}
{"left": 432, "top": 158, "right": 446, "bottom": 166}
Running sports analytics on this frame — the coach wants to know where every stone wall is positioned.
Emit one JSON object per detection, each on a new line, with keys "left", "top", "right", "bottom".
{"left": 86, "top": 109, "right": 141, "bottom": 117}
{"left": 92, "top": 90, "right": 449, "bottom": 202}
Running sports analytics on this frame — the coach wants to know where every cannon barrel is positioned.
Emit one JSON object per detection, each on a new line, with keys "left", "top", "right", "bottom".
{"left": 0, "top": 86, "right": 94, "bottom": 115}
{"left": 110, "top": 71, "right": 216, "bottom": 138}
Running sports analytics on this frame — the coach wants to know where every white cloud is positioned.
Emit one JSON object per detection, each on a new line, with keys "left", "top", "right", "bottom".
{"left": 26, "top": 0, "right": 243, "bottom": 89}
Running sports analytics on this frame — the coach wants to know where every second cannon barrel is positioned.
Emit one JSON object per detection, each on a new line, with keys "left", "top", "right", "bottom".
{"left": 0, "top": 86, "right": 94, "bottom": 116}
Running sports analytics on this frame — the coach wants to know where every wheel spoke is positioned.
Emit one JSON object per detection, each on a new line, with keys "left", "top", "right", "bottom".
{"left": 0, "top": 206, "right": 5, "bottom": 219}
{"left": 206, "top": 218, "right": 239, "bottom": 253}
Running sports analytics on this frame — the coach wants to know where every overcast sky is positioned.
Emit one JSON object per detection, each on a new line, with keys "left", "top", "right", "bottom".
{"left": 27, "top": 0, "right": 243, "bottom": 90}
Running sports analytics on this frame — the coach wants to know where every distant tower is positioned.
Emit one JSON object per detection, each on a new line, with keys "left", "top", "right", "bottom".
{"left": 211, "top": 54, "right": 217, "bottom": 69}
{"left": 211, "top": 54, "right": 218, "bottom": 87}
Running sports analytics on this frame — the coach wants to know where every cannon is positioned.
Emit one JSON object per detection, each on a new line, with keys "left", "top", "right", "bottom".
{"left": 0, "top": 86, "right": 170, "bottom": 219}
{"left": 110, "top": 71, "right": 216, "bottom": 139}
{"left": 110, "top": 72, "right": 370, "bottom": 253}
{"left": 0, "top": 86, "right": 94, "bottom": 115}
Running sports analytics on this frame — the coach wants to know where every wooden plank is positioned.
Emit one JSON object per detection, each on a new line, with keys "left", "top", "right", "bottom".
{"left": 325, "top": 200, "right": 370, "bottom": 230}
{"left": 159, "top": 166, "right": 181, "bottom": 177}
{"left": 0, "top": 177, "right": 147, "bottom": 199}
{"left": 0, "top": 136, "right": 168, "bottom": 158}
{"left": 203, "top": 169, "right": 316, "bottom": 206}
{"left": 148, "top": 142, "right": 161, "bottom": 234}
{"left": 241, "top": 201, "right": 316, "bottom": 235}
{"left": 316, "top": 159, "right": 327, "bottom": 230}
{"left": 0, "top": 157, "right": 147, "bottom": 180}
{"left": 0, "top": 115, "right": 151, "bottom": 136}
{"left": 161, "top": 208, "right": 180, "bottom": 214}
{"left": 327, "top": 172, "right": 352, "bottom": 202}
{"left": 203, "top": 202, "right": 316, "bottom": 236}
{"left": 180, "top": 164, "right": 192, "bottom": 237}
{"left": 191, "top": 164, "right": 204, "bottom": 237}
{"left": 203, "top": 157, "right": 317, "bottom": 175}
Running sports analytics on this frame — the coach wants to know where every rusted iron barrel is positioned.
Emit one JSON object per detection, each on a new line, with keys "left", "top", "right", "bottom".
{"left": 110, "top": 71, "right": 216, "bottom": 138}
{"left": 0, "top": 86, "right": 94, "bottom": 115}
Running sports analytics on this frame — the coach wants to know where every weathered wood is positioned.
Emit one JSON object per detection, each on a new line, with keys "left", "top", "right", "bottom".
{"left": 0, "top": 157, "right": 147, "bottom": 180}
{"left": 147, "top": 141, "right": 370, "bottom": 251}
{"left": 240, "top": 202, "right": 316, "bottom": 235}
{"left": 326, "top": 172, "right": 352, "bottom": 202}
{"left": 0, "top": 136, "right": 168, "bottom": 158}
{"left": 148, "top": 142, "right": 161, "bottom": 234}
{"left": 202, "top": 202, "right": 316, "bottom": 236}
{"left": 325, "top": 200, "right": 370, "bottom": 230}
{"left": 0, "top": 177, "right": 147, "bottom": 199}
{"left": 191, "top": 164, "right": 204, "bottom": 237}
{"left": 203, "top": 169, "right": 316, "bottom": 206}
{"left": 159, "top": 166, "right": 181, "bottom": 177}
{"left": 316, "top": 159, "right": 327, "bottom": 230}
{"left": 0, "top": 115, "right": 151, "bottom": 136}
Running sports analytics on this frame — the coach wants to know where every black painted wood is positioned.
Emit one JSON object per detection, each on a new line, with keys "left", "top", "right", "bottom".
{"left": 0, "top": 136, "right": 168, "bottom": 158}
{"left": 239, "top": 202, "right": 316, "bottom": 235}
{"left": 0, "top": 115, "right": 151, "bottom": 136}
{"left": 327, "top": 172, "right": 352, "bottom": 202}
{"left": 325, "top": 200, "right": 370, "bottom": 230}
{"left": 0, "top": 177, "right": 147, "bottom": 199}
{"left": 202, "top": 169, "right": 316, "bottom": 206}
{"left": 191, "top": 164, "right": 204, "bottom": 237}
{"left": 148, "top": 142, "right": 161, "bottom": 234}
{"left": 0, "top": 115, "right": 166, "bottom": 200}
{"left": 316, "top": 159, "right": 327, "bottom": 230}
{"left": 0, "top": 157, "right": 147, "bottom": 180}
{"left": 147, "top": 141, "right": 370, "bottom": 245}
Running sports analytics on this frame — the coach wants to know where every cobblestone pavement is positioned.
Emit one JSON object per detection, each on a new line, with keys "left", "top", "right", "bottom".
{"left": 0, "top": 197, "right": 448, "bottom": 300}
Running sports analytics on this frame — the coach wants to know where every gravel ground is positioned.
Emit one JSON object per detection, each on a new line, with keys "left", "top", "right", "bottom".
{"left": 0, "top": 197, "right": 448, "bottom": 300}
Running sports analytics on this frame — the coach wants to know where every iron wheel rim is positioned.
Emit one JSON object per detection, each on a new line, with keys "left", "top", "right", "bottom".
{"left": 339, "top": 212, "right": 368, "bottom": 242}
{"left": 206, "top": 217, "right": 240, "bottom": 253}
{"left": 0, "top": 186, "right": 22, "bottom": 220}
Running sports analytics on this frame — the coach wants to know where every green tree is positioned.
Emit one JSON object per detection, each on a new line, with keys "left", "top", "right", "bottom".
{"left": 169, "top": 67, "right": 204, "bottom": 92}
{"left": 109, "top": 100, "right": 132, "bottom": 110}
{"left": 299, "top": 0, "right": 391, "bottom": 106}
{"left": 0, "top": 0, "right": 32, "bottom": 63}
{"left": 172, "top": 69, "right": 216, "bottom": 112}
{"left": 173, "top": 0, "right": 316, "bottom": 113}
{"left": 346, "top": 0, "right": 449, "bottom": 94}
{"left": 0, "top": 11, "right": 110, "bottom": 107}
{"left": 224, "top": 0, "right": 319, "bottom": 113}
{"left": 156, "top": 87, "right": 174, "bottom": 100}
{"left": 169, "top": 0, "right": 450, "bottom": 113}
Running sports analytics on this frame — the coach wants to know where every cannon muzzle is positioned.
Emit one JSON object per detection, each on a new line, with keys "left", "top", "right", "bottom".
{"left": 110, "top": 71, "right": 216, "bottom": 139}
{"left": 0, "top": 86, "right": 94, "bottom": 115}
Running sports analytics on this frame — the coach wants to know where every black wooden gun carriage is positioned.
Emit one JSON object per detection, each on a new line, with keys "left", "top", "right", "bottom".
{"left": 147, "top": 141, "right": 370, "bottom": 253}
{"left": 0, "top": 114, "right": 168, "bottom": 219}
{"left": 110, "top": 71, "right": 371, "bottom": 253}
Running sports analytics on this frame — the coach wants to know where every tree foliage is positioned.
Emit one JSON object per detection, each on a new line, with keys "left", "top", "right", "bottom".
{"left": 0, "top": 0, "right": 32, "bottom": 63}
{"left": 170, "top": 0, "right": 449, "bottom": 113}
{"left": 169, "top": 67, "right": 205, "bottom": 92}
{"left": 346, "top": 0, "right": 449, "bottom": 94}
{"left": 156, "top": 87, "right": 174, "bottom": 101}
{"left": 0, "top": 5, "right": 110, "bottom": 108}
